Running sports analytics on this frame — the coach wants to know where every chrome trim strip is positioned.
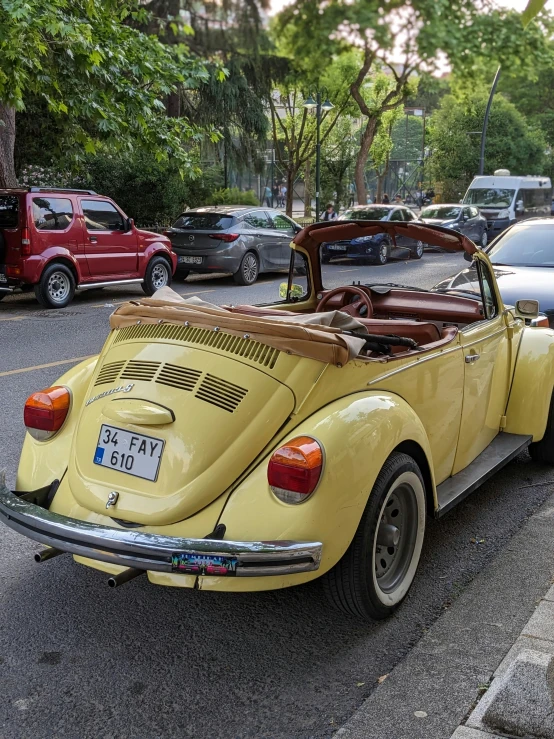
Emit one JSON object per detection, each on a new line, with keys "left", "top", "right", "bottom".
{"left": 0, "top": 485, "right": 322, "bottom": 577}
{"left": 77, "top": 279, "right": 143, "bottom": 291}
{"left": 367, "top": 345, "right": 462, "bottom": 386}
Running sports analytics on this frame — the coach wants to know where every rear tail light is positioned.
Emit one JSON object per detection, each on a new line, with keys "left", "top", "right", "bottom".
{"left": 209, "top": 233, "right": 239, "bottom": 243}
{"left": 21, "top": 227, "right": 31, "bottom": 255}
{"left": 24, "top": 386, "right": 71, "bottom": 440}
{"left": 268, "top": 436, "right": 324, "bottom": 504}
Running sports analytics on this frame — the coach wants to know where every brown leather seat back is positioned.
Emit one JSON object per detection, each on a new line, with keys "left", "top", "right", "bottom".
{"left": 360, "top": 318, "right": 441, "bottom": 346}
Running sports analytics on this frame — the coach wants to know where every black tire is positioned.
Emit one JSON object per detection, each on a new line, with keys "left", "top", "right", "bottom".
{"left": 142, "top": 255, "right": 172, "bottom": 296}
{"left": 529, "top": 393, "right": 554, "bottom": 464}
{"left": 410, "top": 240, "right": 424, "bottom": 260}
{"left": 233, "top": 251, "right": 259, "bottom": 286}
{"left": 373, "top": 239, "right": 390, "bottom": 266}
{"left": 34, "top": 263, "right": 76, "bottom": 309}
{"left": 323, "top": 452, "right": 426, "bottom": 620}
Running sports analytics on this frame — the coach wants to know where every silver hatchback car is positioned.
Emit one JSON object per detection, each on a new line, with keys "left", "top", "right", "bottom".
{"left": 166, "top": 206, "right": 301, "bottom": 285}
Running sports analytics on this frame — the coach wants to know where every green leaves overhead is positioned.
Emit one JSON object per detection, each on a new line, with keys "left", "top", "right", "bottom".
{"left": 522, "top": 0, "right": 549, "bottom": 27}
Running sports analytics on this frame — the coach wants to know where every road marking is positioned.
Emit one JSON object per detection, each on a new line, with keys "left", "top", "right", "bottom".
{"left": 0, "top": 356, "right": 93, "bottom": 377}
{"left": 337, "top": 268, "right": 359, "bottom": 272}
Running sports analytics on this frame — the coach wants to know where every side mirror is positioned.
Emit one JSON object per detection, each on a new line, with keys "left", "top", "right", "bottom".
{"left": 279, "top": 283, "right": 304, "bottom": 300}
{"left": 463, "top": 251, "right": 473, "bottom": 262}
{"left": 125, "top": 217, "right": 134, "bottom": 233}
{"left": 515, "top": 299, "right": 540, "bottom": 320}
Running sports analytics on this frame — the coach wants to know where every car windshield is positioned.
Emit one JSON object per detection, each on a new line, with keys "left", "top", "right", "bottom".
{"left": 172, "top": 213, "right": 233, "bottom": 230}
{"left": 487, "top": 224, "right": 554, "bottom": 266}
{"left": 421, "top": 206, "right": 460, "bottom": 219}
{"left": 339, "top": 207, "right": 390, "bottom": 221}
{"left": 463, "top": 188, "right": 515, "bottom": 208}
{"left": 0, "top": 195, "right": 19, "bottom": 228}
{"left": 432, "top": 267, "right": 482, "bottom": 299}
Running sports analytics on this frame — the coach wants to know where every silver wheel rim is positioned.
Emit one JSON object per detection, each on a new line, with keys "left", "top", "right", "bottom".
{"left": 374, "top": 481, "right": 419, "bottom": 595}
{"left": 243, "top": 253, "right": 258, "bottom": 282}
{"left": 416, "top": 241, "right": 424, "bottom": 257}
{"left": 482, "top": 231, "right": 488, "bottom": 246}
{"left": 151, "top": 263, "right": 169, "bottom": 290}
{"left": 379, "top": 243, "right": 388, "bottom": 263}
{"left": 47, "top": 271, "right": 71, "bottom": 303}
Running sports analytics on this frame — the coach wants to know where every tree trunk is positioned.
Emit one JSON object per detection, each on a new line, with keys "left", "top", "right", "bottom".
{"left": 303, "top": 159, "right": 312, "bottom": 218}
{"left": 0, "top": 104, "right": 17, "bottom": 188}
{"left": 286, "top": 169, "right": 294, "bottom": 217}
{"left": 354, "top": 117, "right": 379, "bottom": 206}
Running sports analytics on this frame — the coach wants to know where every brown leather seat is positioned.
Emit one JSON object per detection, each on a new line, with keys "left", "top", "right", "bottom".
{"left": 359, "top": 318, "right": 441, "bottom": 346}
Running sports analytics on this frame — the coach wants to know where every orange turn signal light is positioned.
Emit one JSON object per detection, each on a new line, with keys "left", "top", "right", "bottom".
{"left": 24, "top": 386, "right": 71, "bottom": 440}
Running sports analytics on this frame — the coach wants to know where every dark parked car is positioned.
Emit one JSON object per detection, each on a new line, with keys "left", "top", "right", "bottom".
{"left": 433, "top": 218, "right": 554, "bottom": 326}
{"left": 420, "top": 204, "right": 488, "bottom": 246}
{"left": 165, "top": 206, "right": 301, "bottom": 286}
{"left": 321, "top": 205, "right": 425, "bottom": 265}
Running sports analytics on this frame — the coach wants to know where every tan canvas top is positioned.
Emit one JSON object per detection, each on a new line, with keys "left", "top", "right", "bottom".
{"left": 109, "top": 288, "right": 367, "bottom": 366}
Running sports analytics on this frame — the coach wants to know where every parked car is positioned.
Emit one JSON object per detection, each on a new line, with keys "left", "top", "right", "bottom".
{"left": 3, "top": 220, "right": 553, "bottom": 621}
{"left": 420, "top": 204, "right": 488, "bottom": 246}
{"left": 321, "top": 205, "right": 425, "bottom": 265}
{"left": 0, "top": 187, "right": 176, "bottom": 309}
{"left": 434, "top": 218, "right": 554, "bottom": 327}
{"left": 165, "top": 206, "right": 301, "bottom": 286}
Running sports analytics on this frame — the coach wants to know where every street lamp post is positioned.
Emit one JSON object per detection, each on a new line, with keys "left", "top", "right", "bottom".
{"left": 303, "top": 92, "right": 334, "bottom": 220}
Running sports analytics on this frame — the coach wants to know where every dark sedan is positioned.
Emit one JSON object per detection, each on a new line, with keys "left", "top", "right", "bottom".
{"left": 165, "top": 206, "right": 300, "bottom": 286}
{"left": 321, "top": 205, "right": 425, "bottom": 265}
{"left": 420, "top": 204, "right": 488, "bottom": 247}
{"left": 433, "top": 218, "right": 554, "bottom": 326}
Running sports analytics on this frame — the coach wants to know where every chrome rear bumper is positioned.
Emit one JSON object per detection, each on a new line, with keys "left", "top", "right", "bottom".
{"left": 0, "top": 485, "right": 322, "bottom": 577}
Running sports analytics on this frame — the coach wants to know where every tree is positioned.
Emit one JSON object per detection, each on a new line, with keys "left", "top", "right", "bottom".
{"left": 427, "top": 93, "right": 547, "bottom": 201}
{"left": 319, "top": 117, "right": 359, "bottom": 210}
{"left": 0, "top": 0, "right": 212, "bottom": 187}
{"left": 276, "top": 0, "right": 554, "bottom": 205}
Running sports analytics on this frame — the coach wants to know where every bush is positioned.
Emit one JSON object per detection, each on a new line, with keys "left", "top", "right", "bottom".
{"left": 207, "top": 187, "right": 259, "bottom": 206}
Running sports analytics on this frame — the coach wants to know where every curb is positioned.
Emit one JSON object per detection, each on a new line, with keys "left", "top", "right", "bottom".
{"left": 335, "top": 492, "right": 554, "bottom": 739}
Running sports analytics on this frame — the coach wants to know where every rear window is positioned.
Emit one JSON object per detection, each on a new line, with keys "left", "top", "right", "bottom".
{"left": 339, "top": 207, "right": 390, "bottom": 221}
{"left": 33, "top": 197, "right": 73, "bottom": 231}
{"left": 0, "top": 196, "right": 19, "bottom": 228}
{"left": 172, "top": 213, "right": 233, "bottom": 231}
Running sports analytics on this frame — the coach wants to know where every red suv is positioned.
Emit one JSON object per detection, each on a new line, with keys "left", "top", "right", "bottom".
{"left": 0, "top": 188, "right": 176, "bottom": 308}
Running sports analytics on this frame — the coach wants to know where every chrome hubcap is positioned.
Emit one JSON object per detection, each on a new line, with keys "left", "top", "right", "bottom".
{"left": 243, "top": 254, "right": 258, "bottom": 282}
{"left": 482, "top": 231, "right": 488, "bottom": 246}
{"left": 47, "top": 272, "right": 70, "bottom": 303}
{"left": 416, "top": 241, "right": 424, "bottom": 256}
{"left": 151, "top": 263, "right": 169, "bottom": 290}
{"left": 380, "top": 244, "right": 388, "bottom": 262}
{"left": 375, "top": 482, "right": 418, "bottom": 593}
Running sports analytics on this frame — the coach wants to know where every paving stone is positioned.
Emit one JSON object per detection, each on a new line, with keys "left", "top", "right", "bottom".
{"left": 495, "top": 636, "right": 554, "bottom": 679}
{"left": 543, "top": 584, "right": 554, "bottom": 603}
{"left": 481, "top": 649, "right": 554, "bottom": 738}
{"left": 522, "top": 601, "right": 554, "bottom": 643}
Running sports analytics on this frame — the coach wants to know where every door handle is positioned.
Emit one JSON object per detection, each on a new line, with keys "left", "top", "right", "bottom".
{"left": 465, "top": 353, "right": 480, "bottom": 363}
{"left": 89, "top": 237, "right": 98, "bottom": 243}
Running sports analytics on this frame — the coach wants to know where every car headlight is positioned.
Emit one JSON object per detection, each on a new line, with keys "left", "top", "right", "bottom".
{"left": 496, "top": 209, "right": 510, "bottom": 219}
{"left": 351, "top": 236, "right": 374, "bottom": 244}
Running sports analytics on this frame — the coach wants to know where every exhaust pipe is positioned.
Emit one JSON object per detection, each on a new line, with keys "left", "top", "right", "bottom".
{"left": 34, "top": 548, "right": 65, "bottom": 563}
{"left": 107, "top": 567, "right": 145, "bottom": 588}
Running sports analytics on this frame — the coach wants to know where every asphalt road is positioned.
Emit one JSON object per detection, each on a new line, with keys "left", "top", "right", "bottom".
{"left": 2, "top": 251, "right": 554, "bottom": 739}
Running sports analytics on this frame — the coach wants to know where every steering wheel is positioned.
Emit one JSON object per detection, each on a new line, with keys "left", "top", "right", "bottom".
{"left": 316, "top": 286, "right": 373, "bottom": 318}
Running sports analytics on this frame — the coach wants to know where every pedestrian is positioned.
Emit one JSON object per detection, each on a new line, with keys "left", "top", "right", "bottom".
{"left": 320, "top": 203, "right": 338, "bottom": 221}
{"left": 348, "top": 182, "right": 355, "bottom": 207}
{"left": 394, "top": 193, "right": 404, "bottom": 205}
{"left": 272, "top": 181, "right": 279, "bottom": 206}
{"left": 382, "top": 193, "right": 390, "bottom": 204}
{"left": 263, "top": 185, "right": 272, "bottom": 207}
{"left": 279, "top": 183, "right": 287, "bottom": 209}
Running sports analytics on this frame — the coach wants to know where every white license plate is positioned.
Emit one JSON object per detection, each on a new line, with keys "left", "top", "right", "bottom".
{"left": 179, "top": 256, "right": 203, "bottom": 265}
{"left": 327, "top": 245, "right": 346, "bottom": 251}
{"left": 93, "top": 424, "right": 164, "bottom": 482}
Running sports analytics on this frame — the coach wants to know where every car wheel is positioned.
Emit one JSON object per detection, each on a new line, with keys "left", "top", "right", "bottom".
{"left": 410, "top": 241, "right": 424, "bottom": 259}
{"left": 142, "top": 255, "right": 172, "bottom": 296}
{"left": 233, "top": 251, "right": 259, "bottom": 286}
{"left": 529, "top": 394, "right": 554, "bottom": 464}
{"left": 34, "top": 263, "right": 76, "bottom": 309}
{"left": 480, "top": 230, "right": 488, "bottom": 247}
{"left": 375, "top": 239, "right": 390, "bottom": 266}
{"left": 323, "top": 452, "right": 426, "bottom": 620}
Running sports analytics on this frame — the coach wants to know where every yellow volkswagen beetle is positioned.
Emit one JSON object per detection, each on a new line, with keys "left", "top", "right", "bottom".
{"left": 2, "top": 220, "right": 554, "bottom": 621}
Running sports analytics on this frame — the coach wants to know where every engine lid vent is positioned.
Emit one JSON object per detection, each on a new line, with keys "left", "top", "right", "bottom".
{"left": 195, "top": 373, "right": 248, "bottom": 413}
{"left": 120, "top": 360, "right": 161, "bottom": 382}
{"left": 94, "top": 360, "right": 127, "bottom": 386}
{"left": 156, "top": 363, "right": 201, "bottom": 392}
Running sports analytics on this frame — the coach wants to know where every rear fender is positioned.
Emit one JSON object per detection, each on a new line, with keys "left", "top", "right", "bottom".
{"left": 16, "top": 357, "right": 98, "bottom": 491}
{"left": 201, "top": 391, "right": 434, "bottom": 592}
{"left": 505, "top": 327, "right": 554, "bottom": 440}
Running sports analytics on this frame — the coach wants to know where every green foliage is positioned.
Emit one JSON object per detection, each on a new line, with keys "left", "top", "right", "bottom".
{"left": 428, "top": 93, "right": 547, "bottom": 201}
{"left": 0, "top": 0, "right": 214, "bottom": 178}
{"left": 207, "top": 187, "right": 259, "bottom": 206}
{"left": 320, "top": 117, "right": 359, "bottom": 209}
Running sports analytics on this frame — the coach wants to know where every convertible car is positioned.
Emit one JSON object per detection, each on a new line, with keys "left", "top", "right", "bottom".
{"left": 2, "top": 220, "right": 554, "bottom": 621}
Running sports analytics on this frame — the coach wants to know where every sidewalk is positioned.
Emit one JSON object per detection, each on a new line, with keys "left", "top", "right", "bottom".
{"left": 335, "top": 490, "right": 554, "bottom": 739}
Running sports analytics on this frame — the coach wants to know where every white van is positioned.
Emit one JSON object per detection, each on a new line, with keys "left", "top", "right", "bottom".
{"left": 462, "top": 170, "right": 552, "bottom": 239}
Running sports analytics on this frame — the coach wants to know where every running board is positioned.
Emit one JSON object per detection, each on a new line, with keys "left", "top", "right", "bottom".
{"left": 77, "top": 278, "right": 143, "bottom": 291}
{"left": 436, "top": 433, "right": 532, "bottom": 517}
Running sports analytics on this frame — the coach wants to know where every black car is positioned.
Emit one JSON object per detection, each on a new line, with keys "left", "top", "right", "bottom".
{"left": 420, "top": 204, "right": 488, "bottom": 247}
{"left": 321, "top": 205, "right": 425, "bottom": 265}
{"left": 165, "top": 206, "right": 301, "bottom": 286}
{"left": 433, "top": 218, "right": 554, "bottom": 326}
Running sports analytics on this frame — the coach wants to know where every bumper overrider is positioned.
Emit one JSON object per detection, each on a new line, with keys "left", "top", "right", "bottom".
{"left": 0, "top": 484, "right": 322, "bottom": 577}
